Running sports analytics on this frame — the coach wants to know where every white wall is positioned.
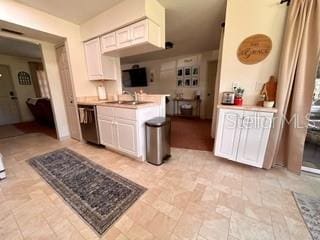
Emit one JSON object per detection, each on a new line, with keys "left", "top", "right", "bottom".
{"left": 0, "top": 54, "right": 41, "bottom": 122}
{"left": 122, "top": 50, "right": 219, "bottom": 119}
{"left": 219, "top": 0, "right": 287, "bottom": 105}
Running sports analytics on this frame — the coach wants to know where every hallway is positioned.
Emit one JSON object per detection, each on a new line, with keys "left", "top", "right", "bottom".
{"left": 170, "top": 117, "right": 214, "bottom": 151}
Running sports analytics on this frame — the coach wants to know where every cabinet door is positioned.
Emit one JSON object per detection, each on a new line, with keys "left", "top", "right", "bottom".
{"left": 98, "top": 118, "right": 116, "bottom": 148}
{"left": 114, "top": 119, "right": 138, "bottom": 156}
{"left": 236, "top": 111, "right": 273, "bottom": 168}
{"left": 214, "top": 109, "right": 243, "bottom": 161}
{"left": 101, "top": 32, "right": 117, "bottom": 53}
{"left": 116, "top": 26, "right": 132, "bottom": 49}
{"left": 84, "top": 38, "right": 103, "bottom": 80}
{"left": 131, "top": 20, "right": 148, "bottom": 45}
{"left": 102, "top": 56, "right": 117, "bottom": 80}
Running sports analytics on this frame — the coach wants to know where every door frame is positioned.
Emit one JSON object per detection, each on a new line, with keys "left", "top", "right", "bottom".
{"left": 206, "top": 60, "right": 218, "bottom": 120}
{"left": 0, "top": 33, "right": 63, "bottom": 139}
{"left": 0, "top": 63, "right": 22, "bottom": 124}
{"left": 55, "top": 43, "right": 81, "bottom": 140}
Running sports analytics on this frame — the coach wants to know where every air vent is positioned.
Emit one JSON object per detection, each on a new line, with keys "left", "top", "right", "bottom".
{"left": 1, "top": 28, "right": 23, "bottom": 35}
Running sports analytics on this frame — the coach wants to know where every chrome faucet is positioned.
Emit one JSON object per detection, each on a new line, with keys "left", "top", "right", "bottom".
{"left": 122, "top": 90, "right": 138, "bottom": 102}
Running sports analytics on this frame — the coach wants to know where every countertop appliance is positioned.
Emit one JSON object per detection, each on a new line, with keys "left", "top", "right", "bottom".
{"left": 78, "top": 104, "right": 100, "bottom": 145}
{"left": 221, "top": 92, "right": 235, "bottom": 105}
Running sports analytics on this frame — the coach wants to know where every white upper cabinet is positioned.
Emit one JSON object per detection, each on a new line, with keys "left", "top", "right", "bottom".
{"left": 84, "top": 38, "right": 103, "bottom": 80}
{"left": 214, "top": 108, "right": 274, "bottom": 168}
{"left": 116, "top": 26, "right": 132, "bottom": 49}
{"left": 131, "top": 20, "right": 148, "bottom": 45}
{"left": 84, "top": 38, "right": 118, "bottom": 81}
{"left": 100, "top": 19, "right": 161, "bottom": 57}
{"left": 100, "top": 32, "right": 117, "bottom": 52}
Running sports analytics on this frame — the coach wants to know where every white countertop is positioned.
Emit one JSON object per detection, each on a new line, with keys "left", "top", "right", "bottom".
{"left": 217, "top": 104, "right": 278, "bottom": 113}
{"left": 77, "top": 100, "right": 160, "bottom": 109}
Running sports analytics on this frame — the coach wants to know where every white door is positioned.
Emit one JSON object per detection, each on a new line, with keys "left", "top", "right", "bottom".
{"left": 101, "top": 32, "right": 117, "bottom": 53}
{"left": 99, "top": 118, "right": 116, "bottom": 148}
{"left": 116, "top": 26, "right": 132, "bottom": 49}
{"left": 115, "top": 118, "right": 137, "bottom": 156}
{"left": 84, "top": 38, "right": 103, "bottom": 80}
{"left": 237, "top": 111, "right": 273, "bottom": 168}
{"left": 56, "top": 45, "right": 81, "bottom": 140}
{"left": 214, "top": 109, "right": 243, "bottom": 160}
{"left": 131, "top": 20, "right": 147, "bottom": 45}
{"left": 0, "top": 65, "right": 20, "bottom": 125}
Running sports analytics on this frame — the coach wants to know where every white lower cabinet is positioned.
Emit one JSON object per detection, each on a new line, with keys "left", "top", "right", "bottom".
{"left": 97, "top": 105, "right": 160, "bottom": 160}
{"left": 98, "top": 117, "right": 116, "bottom": 148}
{"left": 214, "top": 108, "right": 274, "bottom": 168}
{"left": 115, "top": 119, "right": 137, "bottom": 156}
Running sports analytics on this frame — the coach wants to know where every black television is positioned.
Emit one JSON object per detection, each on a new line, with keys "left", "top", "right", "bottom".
{"left": 122, "top": 68, "right": 147, "bottom": 87}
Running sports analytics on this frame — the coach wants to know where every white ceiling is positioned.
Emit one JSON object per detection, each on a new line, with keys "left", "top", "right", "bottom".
{"left": 15, "top": 0, "right": 123, "bottom": 24}
{"left": 14, "top": 0, "right": 227, "bottom": 63}
{"left": 0, "top": 36, "right": 42, "bottom": 59}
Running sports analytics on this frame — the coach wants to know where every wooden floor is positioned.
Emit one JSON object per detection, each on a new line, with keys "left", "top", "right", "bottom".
{"left": 14, "top": 121, "right": 57, "bottom": 139}
{"left": 170, "top": 116, "right": 214, "bottom": 151}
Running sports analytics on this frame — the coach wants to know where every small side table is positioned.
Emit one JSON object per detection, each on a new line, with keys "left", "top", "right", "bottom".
{"left": 173, "top": 98, "right": 201, "bottom": 118}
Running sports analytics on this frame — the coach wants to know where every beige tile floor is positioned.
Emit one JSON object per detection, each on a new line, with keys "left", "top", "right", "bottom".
{"left": 0, "top": 133, "right": 319, "bottom": 240}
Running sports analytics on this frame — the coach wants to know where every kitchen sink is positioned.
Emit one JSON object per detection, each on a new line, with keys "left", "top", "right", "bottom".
{"left": 105, "top": 101, "right": 152, "bottom": 105}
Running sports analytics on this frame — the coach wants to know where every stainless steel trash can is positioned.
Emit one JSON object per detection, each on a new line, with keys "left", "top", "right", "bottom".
{"left": 146, "top": 117, "right": 171, "bottom": 165}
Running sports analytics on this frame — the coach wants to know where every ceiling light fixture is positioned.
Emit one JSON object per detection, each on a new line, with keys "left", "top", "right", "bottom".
{"left": 165, "top": 41, "right": 174, "bottom": 49}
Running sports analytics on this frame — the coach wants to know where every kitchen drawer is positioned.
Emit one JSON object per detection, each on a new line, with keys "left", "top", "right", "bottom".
{"left": 114, "top": 108, "right": 137, "bottom": 121}
{"left": 97, "top": 106, "right": 114, "bottom": 118}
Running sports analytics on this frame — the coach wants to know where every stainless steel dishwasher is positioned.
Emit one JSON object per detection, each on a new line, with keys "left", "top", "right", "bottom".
{"left": 78, "top": 104, "right": 100, "bottom": 144}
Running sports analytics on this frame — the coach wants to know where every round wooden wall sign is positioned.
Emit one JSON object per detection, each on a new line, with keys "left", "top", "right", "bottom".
{"left": 237, "top": 34, "right": 272, "bottom": 65}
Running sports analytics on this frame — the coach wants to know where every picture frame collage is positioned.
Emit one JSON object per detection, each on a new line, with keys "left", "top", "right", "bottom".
{"left": 177, "top": 66, "right": 199, "bottom": 88}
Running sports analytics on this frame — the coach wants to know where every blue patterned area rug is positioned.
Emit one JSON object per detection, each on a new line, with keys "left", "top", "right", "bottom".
{"left": 28, "top": 148, "right": 146, "bottom": 235}
{"left": 293, "top": 192, "right": 320, "bottom": 240}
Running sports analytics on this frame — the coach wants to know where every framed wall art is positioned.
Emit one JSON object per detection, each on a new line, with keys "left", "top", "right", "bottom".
{"left": 192, "top": 77, "right": 199, "bottom": 87}
{"left": 192, "top": 66, "right": 199, "bottom": 76}
{"left": 184, "top": 78, "right": 191, "bottom": 87}
{"left": 177, "top": 67, "right": 183, "bottom": 77}
{"left": 177, "top": 78, "right": 183, "bottom": 87}
{"left": 184, "top": 67, "right": 191, "bottom": 77}
{"left": 175, "top": 65, "right": 200, "bottom": 88}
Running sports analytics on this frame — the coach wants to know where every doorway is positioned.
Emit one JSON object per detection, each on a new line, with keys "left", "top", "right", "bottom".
{"left": 302, "top": 63, "right": 320, "bottom": 174}
{"left": 0, "top": 36, "right": 57, "bottom": 139}
{"left": 170, "top": 60, "right": 218, "bottom": 151}
{"left": 0, "top": 64, "right": 20, "bottom": 125}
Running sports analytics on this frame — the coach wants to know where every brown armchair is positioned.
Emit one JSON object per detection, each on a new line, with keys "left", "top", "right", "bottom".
{"left": 26, "top": 98, "right": 55, "bottom": 128}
